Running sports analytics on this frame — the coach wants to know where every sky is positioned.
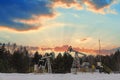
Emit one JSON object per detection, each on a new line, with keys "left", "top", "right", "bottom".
{"left": 0, "top": 0, "right": 120, "bottom": 53}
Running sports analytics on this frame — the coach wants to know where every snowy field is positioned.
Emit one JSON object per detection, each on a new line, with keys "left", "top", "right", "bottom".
{"left": 0, "top": 73, "right": 120, "bottom": 80}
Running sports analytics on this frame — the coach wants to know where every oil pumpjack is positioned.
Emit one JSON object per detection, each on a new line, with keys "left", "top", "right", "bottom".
{"left": 41, "top": 55, "right": 52, "bottom": 73}
{"left": 67, "top": 46, "right": 86, "bottom": 74}
{"left": 34, "top": 54, "right": 53, "bottom": 74}
{"left": 39, "top": 54, "right": 52, "bottom": 73}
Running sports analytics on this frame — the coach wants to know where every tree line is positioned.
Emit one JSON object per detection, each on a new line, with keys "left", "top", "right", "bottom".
{"left": 0, "top": 43, "right": 120, "bottom": 73}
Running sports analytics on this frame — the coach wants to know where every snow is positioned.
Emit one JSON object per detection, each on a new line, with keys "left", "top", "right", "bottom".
{"left": 0, "top": 73, "right": 120, "bottom": 80}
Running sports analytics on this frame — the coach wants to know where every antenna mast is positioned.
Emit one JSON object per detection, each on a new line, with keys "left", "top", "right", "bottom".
{"left": 99, "top": 39, "right": 101, "bottom": 62}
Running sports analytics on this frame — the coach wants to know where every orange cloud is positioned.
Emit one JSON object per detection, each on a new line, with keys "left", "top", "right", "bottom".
{"left": 50, "top": 0, "right": 83, "bottom": 10}
{"left": 80, "top": 38, "right": 87, "bottom": 42}
{"left": 39, "top": 45, "right": 98, "bottom": 55}
{"left": 51, "top": 0, "right": 117, "bottom": 14}
{"left": 41, "top": 47, "right": 53, "bottom": 51}
{"left": 14, "top": 12, "right": 57, "bottom": 27}
{"left": 76, "top": 37, "right": 93, "bottom": 43}
{"left": 54, "top": 45, "right": 69, "bottom": 52}
{"left": 84, "top": 0, "right": 116, "bottom": 14}
{"left": 0, "top": 25, "right": 40, "bottom": 32}
{"left": 0, "top": 12, "right": 58, "bottom": 32}
{"left": 40, "top": 45, "right": 92, "bottom": 54}
{"left": 0, "top": 0, "right": 117, "bottom": 32}
{"left": 20, "top": 45, "right": 116, "bottom": 55}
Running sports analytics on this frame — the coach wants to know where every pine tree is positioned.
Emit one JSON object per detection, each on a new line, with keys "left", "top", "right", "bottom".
{"left": 63, "top": 52, "right": 73, "bottom": 73}
{"left": 53, "top": 53, "right": 65, "bottom": 73}
{"left": 0, "top": 43, "right": 12, "bottom": 72}
{"left": 12, "top": 47, "right": 30, "bottom": 73}
{"left": 33, "top": 51, "right": 41, "bottom": 64}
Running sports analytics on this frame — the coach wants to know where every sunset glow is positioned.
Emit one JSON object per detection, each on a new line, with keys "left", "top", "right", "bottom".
{"left": 0, "top": 0, "right": 120, "bottom": 55}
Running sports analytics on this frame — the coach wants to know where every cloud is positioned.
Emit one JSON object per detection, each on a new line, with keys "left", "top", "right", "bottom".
{"left": 50, "top": 0, "right": 83, "bottom": 10}
{"left": 51, "top": 0, "right": 117, "bottom": 14}
{"left": 39, "top": 45, "right": 97, "bottom": 55}
{"left": 80, "top": 38, "right": 87, "bottom": 42}
{"left": 76, "top": 37, "right": 93, "bottom": 43}
{"left": 54, "top": 45, "right": 69, "bottom": 52}
{"left": 41, "top": 47, "right": 53, "bottom": 51}
{"left": 85, "top": 0, "right": 113, "bottom": 9}
{"left": 84, "top": 0, "right": 117, "bottom": 14}
{"left": 0, "top": 0, "right": 118, "bottom": 32}
{"left": 0, "top": 0, "right": 54, "bottom": 31}
{"left": 13, "top": 13, "right": 57, "bottom": 30}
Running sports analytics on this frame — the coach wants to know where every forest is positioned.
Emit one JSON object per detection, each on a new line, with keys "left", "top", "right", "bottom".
{"left": 0, "top": 43, "right": 120, "bottom": 73}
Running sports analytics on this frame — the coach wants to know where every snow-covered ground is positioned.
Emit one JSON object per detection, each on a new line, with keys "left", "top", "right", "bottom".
{"left": 0, "top": 73, "right": 120, "bottom": 80}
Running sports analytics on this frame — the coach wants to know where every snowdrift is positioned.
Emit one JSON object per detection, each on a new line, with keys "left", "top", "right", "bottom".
{"left": 0, "top": 73, "right": 120, "bottom": 80}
